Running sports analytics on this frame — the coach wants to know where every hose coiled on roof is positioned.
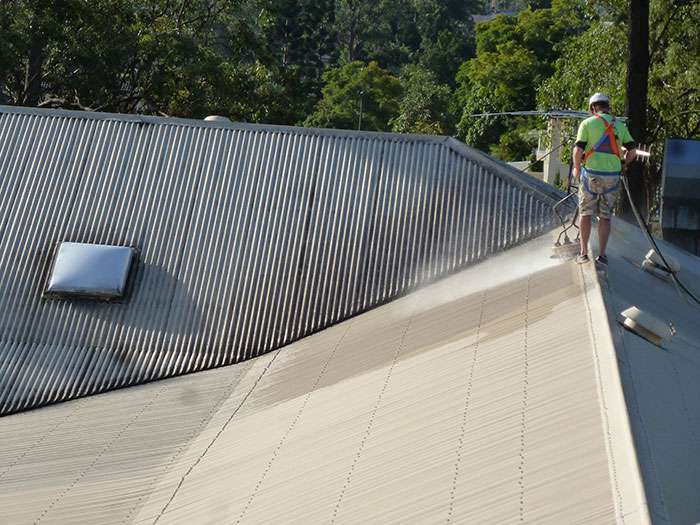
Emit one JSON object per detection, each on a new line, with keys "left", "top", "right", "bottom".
{"left": 620, "top": 172, "right": 700, "bottom": 308}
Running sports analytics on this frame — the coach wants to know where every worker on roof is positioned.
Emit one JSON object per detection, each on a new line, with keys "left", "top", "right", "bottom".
{"left": 572, "top": 92, "right": 637, "bottom": 265}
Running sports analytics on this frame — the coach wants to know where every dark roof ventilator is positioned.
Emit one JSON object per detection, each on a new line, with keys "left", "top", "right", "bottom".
{"left": 45, "top": 242, "right": 136, "bottom": 300}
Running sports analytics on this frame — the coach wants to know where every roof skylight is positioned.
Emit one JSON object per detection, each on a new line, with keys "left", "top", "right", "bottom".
{"left": 45, "top": 242, "right": 136, "bottom": 300}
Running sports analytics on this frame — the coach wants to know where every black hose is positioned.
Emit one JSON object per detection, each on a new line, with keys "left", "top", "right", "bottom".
{"left": 620, "top": 173, "right": 700, "bottom": 307}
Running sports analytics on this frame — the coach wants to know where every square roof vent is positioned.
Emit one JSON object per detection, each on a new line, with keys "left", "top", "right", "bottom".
{"left": 46, "top": 242, "right": 136, "bottom": 300}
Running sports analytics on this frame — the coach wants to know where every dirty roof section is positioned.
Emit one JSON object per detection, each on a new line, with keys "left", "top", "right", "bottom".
{"left": 0, "top": 105, "right": 562, "bottom": 415}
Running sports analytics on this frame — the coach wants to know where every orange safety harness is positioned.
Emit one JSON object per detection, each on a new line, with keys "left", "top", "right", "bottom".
{"left": 581, "top": 114, "right": 622, "bottom": 196}
{"left": 583, "top": 114, "right": 620, "bottom": 162}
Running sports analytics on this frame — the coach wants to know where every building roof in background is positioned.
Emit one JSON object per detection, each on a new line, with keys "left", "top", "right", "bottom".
{"left": 0, "top": 105, "right": 562, "bottom": 416}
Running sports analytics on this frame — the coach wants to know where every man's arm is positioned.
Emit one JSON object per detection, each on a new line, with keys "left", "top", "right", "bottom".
{"left": 573, "top": 121, "right": 587, "bottom": 180}
{"left": 619, "top": 122, "right": 637, "bottom": 164}
{"left": 572, "top": 145, "right": 584, "bottom": 180}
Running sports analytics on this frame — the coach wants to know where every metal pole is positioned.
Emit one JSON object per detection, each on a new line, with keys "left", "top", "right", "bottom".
{"left": 358, "top": 90, "right": 364, "bottom": 130}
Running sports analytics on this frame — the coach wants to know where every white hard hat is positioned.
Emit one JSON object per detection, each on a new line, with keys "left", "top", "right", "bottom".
{"left": 588, "top": 92, "right": 610, "bottom": 106}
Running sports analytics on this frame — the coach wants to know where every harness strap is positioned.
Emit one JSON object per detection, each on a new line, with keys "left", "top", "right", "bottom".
{"left": 583, "top": 114, "right": 620, "bottom": 162}
{"left": 583, "top": 168, "right": 620, "bottom": 176}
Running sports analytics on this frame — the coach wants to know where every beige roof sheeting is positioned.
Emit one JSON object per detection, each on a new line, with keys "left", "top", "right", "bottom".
{"left": 0, "top": 233, "right": 649, "bottom": 524}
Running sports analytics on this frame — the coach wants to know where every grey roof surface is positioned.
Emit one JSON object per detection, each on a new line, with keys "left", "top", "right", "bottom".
{"left": 0, "top": 105, "right": 562, "bottom": 415}
{"left": 594, "top": 219, "right": 700, "bottom": 525}
{"left": 0, "top": 232, "right": 650, "bottom": 524}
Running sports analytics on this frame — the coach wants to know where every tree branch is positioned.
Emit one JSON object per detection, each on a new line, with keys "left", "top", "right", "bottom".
{"left": 649, "top": 0, "right": 688, "bottom": 62}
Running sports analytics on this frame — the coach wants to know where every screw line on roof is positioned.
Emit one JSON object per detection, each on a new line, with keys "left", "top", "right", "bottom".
{"left": 330, "top": 316, "right": 413, "bottom": 524}
{"left": 579, "top": 266, "right": 625, "bottom": 521}
{"left": 234, "top": 321, "right": 353, "bottom": 524}
{"left": 121, "top": 360, "right": 260, "bottom": 524}
{"left": 446, "top": 290, "right": 487, "bottom": 523}
{"left": 35, "top": 382, "right": 169, "bottom": 524}
{"left": 0, "top": 398, "right": 86, "bottom": 482}
{"left": 152, "top": 351, "right": 281, "bottom": 524}
{"left": 518, "top": 276, "right": 531, "bottom": 521}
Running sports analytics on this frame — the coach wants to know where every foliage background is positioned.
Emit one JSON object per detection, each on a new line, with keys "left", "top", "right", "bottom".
{"left": 1, "top": 0, "right": 698, "bottom": 166}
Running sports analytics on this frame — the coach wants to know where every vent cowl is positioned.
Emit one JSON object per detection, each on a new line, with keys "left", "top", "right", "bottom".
{"left": 46, "top": 242, "right": 136, "bottom": 300}
{"left": 620, "top": 306, "right": 670, "bottom": 346}
{"left": 204, "top": 115, "right": 231, "bottom": 123}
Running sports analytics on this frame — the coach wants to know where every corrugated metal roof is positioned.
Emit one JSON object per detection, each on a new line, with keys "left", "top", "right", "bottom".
{"left": 0, "top": 105, "right": 563, "bottom": 415}
{"left": 0, "top": 233, "right": 649, "bottom": 524}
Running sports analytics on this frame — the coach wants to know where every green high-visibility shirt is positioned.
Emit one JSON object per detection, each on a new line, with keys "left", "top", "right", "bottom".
{"left": 575, "top": 113, "right": 635, "bottom": 173}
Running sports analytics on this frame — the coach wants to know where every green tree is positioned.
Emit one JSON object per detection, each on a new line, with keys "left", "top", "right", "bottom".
{"left": 413, "top": 0, "right": 480, "bottom": 85}
{"left": 490, "top": 127, "right": 537, "bottom": 161}
{"left": 453, "top": 5, "right": 582, "bottom": 150}
{"left": 334, "top": 0, "right": 387, "bottom": 63}
{"left": 417, "top": 28, "right": 475, "bottom": 86}
{"left": 0, "top": 0, "right": 289, "bottom": 121}
{"left": 304, "top": 61, "right": 401, "bottom": 130}
{"left": 332, "top": 0, "right": 481, "bottom": 81}
{"left": 646, "top": 0, "right": 700, "bottom": 141}
{"left": 537, "top": 0, "right": 700, "bottom": 212}
{"left": 261, "top": 0, "right": 337, "bottom": 122}
{"left": 454, "top": 40, "right": 538, "bottom": 149}
{"left": 391, "top": 65, "right": 452, "bottom": 134}
{"left": 538, "top": 0, "right": 700, "bottom": 143}
{"left": 536, "top": 22, "right": 628, "bottom": 113}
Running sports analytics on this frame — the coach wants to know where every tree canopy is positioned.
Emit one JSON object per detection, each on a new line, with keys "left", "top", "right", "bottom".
{"left": 0, "top": 0, "right": 698, "bottom": 169}
{"left": 304, "top": 60, "right": 401, "bottom": 131}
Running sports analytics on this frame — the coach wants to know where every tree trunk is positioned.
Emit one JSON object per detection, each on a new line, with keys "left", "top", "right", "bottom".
{"left": 623, "top": 0, "right": 650, "bottom": 217}
{"left": 22, "top": 6, "right": 46, "bottom": 107}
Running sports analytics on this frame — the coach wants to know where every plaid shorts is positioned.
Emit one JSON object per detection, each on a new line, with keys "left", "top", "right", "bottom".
{"left": 578, "top": 170, "right": 620, "bottom": 219}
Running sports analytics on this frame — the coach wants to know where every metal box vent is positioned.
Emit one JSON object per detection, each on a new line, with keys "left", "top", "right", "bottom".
{"left": 46, "top": 242, "right": 136, "bottom": 300}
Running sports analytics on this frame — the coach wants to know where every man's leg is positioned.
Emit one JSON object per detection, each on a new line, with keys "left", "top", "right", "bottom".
{"left": 598, "top": 217, "right": 611, "bottom": 256}
{"left": 579, "top": 215, "right": 592, "bottom": 256}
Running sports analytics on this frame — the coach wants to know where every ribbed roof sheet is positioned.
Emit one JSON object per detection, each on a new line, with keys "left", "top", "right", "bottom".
{"left": 0, "top": 106, "right": 563, "bottom": 415}
{"left": 0, "top": 233, "right": 649, "bottom": 524}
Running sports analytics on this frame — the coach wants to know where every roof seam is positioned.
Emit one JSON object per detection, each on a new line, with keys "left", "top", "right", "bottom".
{"left": 331, "top": 316, "right": 413, "bottom": 524}
{"left": 580, "top": 264, "right": 626, "bottom": 521}
{"left": 121, "top": 358, "right": 260, "bottom": 523}
{"left": 446, "top": 289, "right": 486, "bottom": 523}
{"left": 236, "top": 320, "right": 354, "bottom": 524}
{"left": 152, "top": 350, "right": 280, "bottom": 524}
